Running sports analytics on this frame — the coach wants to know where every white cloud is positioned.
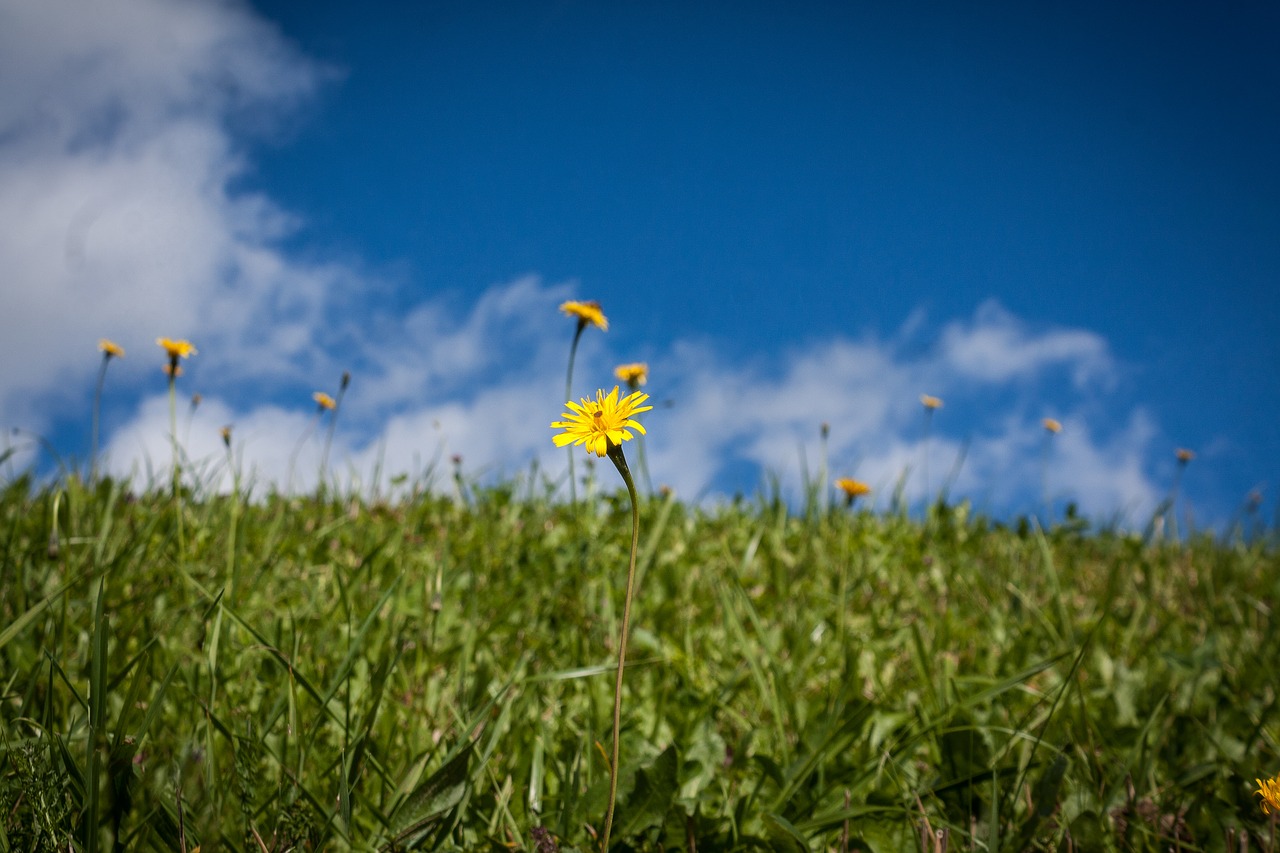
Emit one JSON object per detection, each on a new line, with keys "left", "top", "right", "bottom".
{"left": 937, "top": 300, "right": 1114, "bottom": 388}
{"left": 6, "top": 0, "right": 1167, "bottom": 524}
{"left": 0, "top": 0, "right": 329, "bottom": 426}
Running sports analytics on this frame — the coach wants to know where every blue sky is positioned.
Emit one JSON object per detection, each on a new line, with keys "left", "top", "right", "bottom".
{"left": 2, "top": 0, "right": 1277, "bottom": 529}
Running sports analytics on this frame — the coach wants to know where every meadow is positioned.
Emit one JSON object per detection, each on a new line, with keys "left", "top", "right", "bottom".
{"left": 2, "top": 467, "right": 1278, "bottom": 851}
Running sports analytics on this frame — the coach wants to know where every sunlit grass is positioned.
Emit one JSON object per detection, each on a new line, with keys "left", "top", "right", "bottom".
{"left": 2, "top": 323, "right": 1275, "bottom": 852}
{"left": 1, "top": 467, "right": 1277, "bottom": 851}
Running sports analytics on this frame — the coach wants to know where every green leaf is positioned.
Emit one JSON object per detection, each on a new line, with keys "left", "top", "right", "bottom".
{"left": 763, "top": 812, "right": 811, "bottom": 853}
{"left": 387, "top": 739, "right": 475, "bottom": 849}
{"left": 615, "top": 745, "right": 679, "bottom": 840}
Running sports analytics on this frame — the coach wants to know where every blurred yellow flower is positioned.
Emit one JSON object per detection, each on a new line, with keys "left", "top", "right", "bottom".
{"left": 1176, "top": 448, "right": 1195, "bottom": 463}
{"left": 1256, "top": 774, "right": 1280, "bottom": 815}
{"left": 552, "top": 386, "right": 652, "bottom": 457}
{"left": 560, "top": 300, "right": 608, "bottom": 331}
{"left": 219, "top": 425, "right": 233, "bottom": 447}
{"left": 920, "top": 394, "right": 943, "bottom": 410}
{"left": 98, "top": 339, "right": 125, "bottom": 359}
{"left": 313, "top": 391, "right": 337, "bottom": 411}
{"left": 614, "top": 362, "right": 648, "bottom": 387}
{"left": 1043, "top": 418, "right": 1062, "bottom": 434}
{"left": 156, "top": 338, "right": 197, "bottom": 360}
{"left": 834, "top": 478, "right": 870, "bottom": 501}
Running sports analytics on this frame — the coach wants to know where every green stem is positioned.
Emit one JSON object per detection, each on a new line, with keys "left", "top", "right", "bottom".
{"left": 168, "top": 370, "right": 184, "bottom": 558}
{"left": 226, "top": 444, "right": 240, "bottom": 605}
{"left": 90, "top": 354, "right": 109, "bottom": 483}
{"left": 320, "top": 375, "right": 348, "bottom": 493}
{"left": 564, "top": 323, "right": 585, "bottom": 503}
{"left": 921, "top": 409, "right": 933, "bottom": 519}
{"left": 602, "top": 442, "right": 640, "bottom": 852}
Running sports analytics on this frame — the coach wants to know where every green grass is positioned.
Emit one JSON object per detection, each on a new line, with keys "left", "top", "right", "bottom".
{"left": 1, "top": 472, "right": 1277, "bottom": 851}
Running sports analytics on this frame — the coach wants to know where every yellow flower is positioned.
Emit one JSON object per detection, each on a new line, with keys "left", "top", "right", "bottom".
{"left": 1256, "top": 774, "right": 1280, "bottom": 815}
{"left": 313, "top": 391, "right": 337, "bottom": 411}
{"left": 920, "top": 394, "right": 943, "bottom": 410}
{"left": 219, "top": 425, "right": 233, "bottom": 447}
{"left": 156, "top": 338, "right": 197, "bottom": 360}
{"left": 552, "top": 386, "right": 652, "bottom": 457}
{"left": 560, "top": 300, "right": 608, "bottom": 331}
{"left": 614, "top": 362, "right": 648, "bottom": 387}
{"left": 1043, "top": 418, "right": 1062, "bottom": 434}
{"left": 98, "top": 339, "right": 125, "bottom": 359}
{"left": 1176, "top": 447, "right": 1195, "bottom": 463}
{"left": 834, "top": 478, "right": 871, "bottom": 500}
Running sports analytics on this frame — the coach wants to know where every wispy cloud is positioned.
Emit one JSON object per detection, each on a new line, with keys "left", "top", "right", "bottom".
{"left": 96, "top": 273, "right": 1162, "bottom": 522}
{"left": 5, "top": 0, "right": 1169, "bottom": 524}
{"left": 0, "top": 0, "right": 330, "bottom": 426}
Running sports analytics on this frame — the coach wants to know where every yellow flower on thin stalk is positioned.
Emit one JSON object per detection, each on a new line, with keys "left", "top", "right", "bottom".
{"left": 1256, "top": 774, "right": 1280, "bottom": 815}
{"left": 614, "top": 362, "right": 648, "bottom": 389}
{"left": 559, "top": 299, "right": 609, "bottom": 502}
{"left": 1040, "top": 418, "right": 1062, "bottom": 523}
{"left": 552, "top": 387, "right": 651, "bottom": 458}
{"left": 551, "top": 385, "right": 651, "bottom": 852}
{"left": 313, "top": 391, "right": 337, "bottom": 412}
{"left": 612, "top": 363, "right": 652, "bottom": 490}
{"left": 560, "top": 299, "right": 609, "bottom": 331}
{"left": 1162, "top": 447, "right": 1197, "bottom": 541}
{"left": 919, "top": 393, "right": 942, "bottom": 513}
{"left": 834, "top": 477, "right": 870, "bottom": 507}
{"left": 91, "top": 339, "right": 126, "bottom": 482}
{"left": 156, "top": 336, "right": 196, "bottom": 558}
{"left": 156, "top": 337, "right": 197, "bottom": 361}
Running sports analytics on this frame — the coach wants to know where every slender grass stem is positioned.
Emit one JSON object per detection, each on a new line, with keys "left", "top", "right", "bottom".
{"left": 90, "top": 354, "right": 110, "bottom": 483}
{"left": 320, "top": 373, "right": 350, "bottom": 492}
{"left": 602, "top": 442, "right": 641, "bottom": 852}
{"left": 564, "top": 323, "right": 586, "bottom": 503}
{"left": 168, "top": 370, "right": 185, "bottom": 558}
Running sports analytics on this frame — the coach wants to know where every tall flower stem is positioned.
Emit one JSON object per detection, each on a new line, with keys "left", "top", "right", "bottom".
{"left": 320, "top": 372, "right": 350, "bottom": 491}
{"left": 921, "top": 408, "right": 933, "bottom": 516}
{"left": 602, "top": 442, "right": 641, "bottom": 852}
{"left": 564, "top": 322, "right": 586, "bottom": 503}
{"left": 167, "top": 368, "right": 184, "bottom": 557}
{"left": 222, "top": 428, "right": 241, "bottom": 604}
{"left": 90, "top": 354, "right": 110, "bottom": 483}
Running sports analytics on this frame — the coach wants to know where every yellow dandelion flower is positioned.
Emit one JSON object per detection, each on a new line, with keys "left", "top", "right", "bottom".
{"left": 313, "top": 391, "right": 337, "bottom": 411}
{"left": 614, "top": 362, "right": 648, "bottom": 387}
{"left": 156, "top": 338, "right": 197, "bottom": 360}
{"left": 920, "top": 394, "right": 943, "bottom": 410}
{"left": 834, "top": 478, "right": 870, "bottom": 499}
{"left": 219, "top": 425, "right": 233, "bottom": 447}
{"left": 99, "top": 339, "right": 125, "bottom": 359}
{"left": 1256, "top": 774, "right": 1280, "bottom": 815}
{"left": 552, "top": 386, "right": 652, "bottom": 457}
{"left": 1043, "top": 418, "right": 1062, "bottom": 434}
{"left": 560, "top": 300, "right": 608, "bottom": 331}
{"left": 1176, "top": 447, "right": 1195, "bottom": 463}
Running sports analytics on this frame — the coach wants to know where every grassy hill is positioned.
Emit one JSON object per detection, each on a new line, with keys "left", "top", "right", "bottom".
{"left": 1, "top": 474, "right": 1277, "bottom": 851}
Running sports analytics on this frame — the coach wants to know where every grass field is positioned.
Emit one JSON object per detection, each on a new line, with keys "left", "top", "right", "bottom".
{"left": 1, "top": 470, "right": 1278, "bottom": 851}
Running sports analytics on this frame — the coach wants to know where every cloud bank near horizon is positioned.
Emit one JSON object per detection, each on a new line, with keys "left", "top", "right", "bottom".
{"left": 0, "top": 0, "right": 1173, "bottom": 523}
{"left": 87, "top": 279, "right": 1162, "bottom": 523}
